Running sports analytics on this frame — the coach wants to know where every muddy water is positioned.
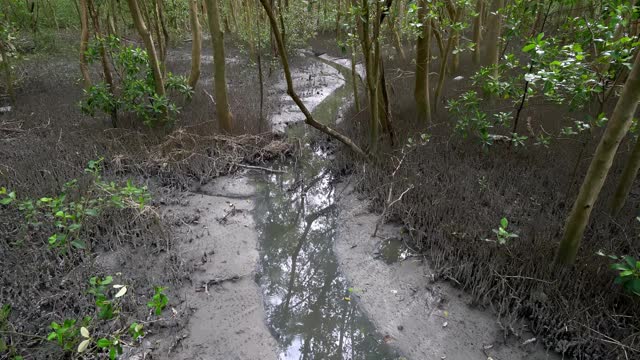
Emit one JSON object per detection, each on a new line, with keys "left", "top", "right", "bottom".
{"left": 253, "top": 57, "right": 399, "bottom": 360}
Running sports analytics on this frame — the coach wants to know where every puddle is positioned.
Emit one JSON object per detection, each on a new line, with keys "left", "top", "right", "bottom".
{"left": 375, "top": 238, "right": 412, "bottom": 265}
{"left": 253, "top": 57, "right": 399, "bottom": 359}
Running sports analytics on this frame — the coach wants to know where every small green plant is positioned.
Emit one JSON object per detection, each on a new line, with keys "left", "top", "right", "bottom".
{"left": 88, "top": 276, "right": 128, "bottom": 320}
{"left": 612, "top": 256, "right": 640, "bottom": 296}
{"left": 96, "top": 335, "right": 123, "bottom": 360}
{"left": 0, "top": 187, "right": 16, "bottom": 205}
{"left": 598, "top": 251, "right": 640, "bottom": 296}
{"left": 492, "top": 217, "right": 519, "bottom": 245}
{"left": 128, "top": 322, "right": 144, "bottom": 341}
{"left": 510, "top": 133, "right": 528, "bottom": 147}
{"left": 147, "top": 286, "right": 169, "bottom": 316}
{"left": 1, "top": 159, "right": 150, "bottom": 251}
{"left": 47, "top": 319, "right": 79, "bottom": 352}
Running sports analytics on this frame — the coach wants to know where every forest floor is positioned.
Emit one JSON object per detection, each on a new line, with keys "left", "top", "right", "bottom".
{"left": 0, "top": 32, "right": 637, "bottom": 360}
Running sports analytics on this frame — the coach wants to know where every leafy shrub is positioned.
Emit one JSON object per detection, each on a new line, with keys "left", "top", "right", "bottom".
{"left": 80, "top": 36, "right": 192, "bottom": 127}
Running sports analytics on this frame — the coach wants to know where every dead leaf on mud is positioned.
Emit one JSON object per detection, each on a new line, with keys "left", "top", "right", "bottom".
{"left": 383, "top": 335, "right": 395, "bottom": 344}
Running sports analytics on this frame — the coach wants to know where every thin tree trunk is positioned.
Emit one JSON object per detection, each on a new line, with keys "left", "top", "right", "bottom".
{"left": 0, "top": 45, "right": 15, "bottom": 104}
{"left": 472, "top": 0, "right": 483, "bottom": 64}
{"left": 351, "top": 45, "right": 360, "bottom": 112}
{"left": 414, "top": 1, "right": 431, "bottom": 122}
{"left": 433, "top": 10, "right": 459, "bottom": 112}
{"left": 126, "top": 0, "right": 165, "bottom": 97}
{"left": 188, "top": 0, "right": 202, "bottom": 89}
{"left": 79, "top": 0, "right": 91, "bottom": 89}
{"left": 388, "top": 1, "right": 405, "bottom": 61}
{"left": 204, "top": 0, "right": 233, "bottom": 132}
{"left": 150, "top": 0, "right": 165, "bottom": 76}
{"left": 610, "top": 137, "right": 640, "bottom": 216}
{"left": 157, "top": 0, "right": 170, "bottom": 69}
{"left": 88, "top": 0, "right": 118, "bottom": 127}
{"left": 109, "top": 0, "right": 119, "bottom": 35}
{"left": 556, "top": 51, "right": 640, "bottom": 265}
{"left": 259, "top": 0, "right": 368, "bottom": 159}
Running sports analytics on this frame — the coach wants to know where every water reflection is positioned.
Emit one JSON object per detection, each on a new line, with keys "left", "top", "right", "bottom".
{"left": 254, "top": 152, "right": 397, "bottom": 360}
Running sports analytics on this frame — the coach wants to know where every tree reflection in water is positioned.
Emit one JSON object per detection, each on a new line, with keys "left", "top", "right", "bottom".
{"left": 254, "top": 153, "right": 397, "bottom": 360}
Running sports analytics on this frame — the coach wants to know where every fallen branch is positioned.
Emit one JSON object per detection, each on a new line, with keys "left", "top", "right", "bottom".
{"left": 234, "top": 163, "right": 285, "bottom": 173}
{"left": 259, "top": 0, "right": 369, "bottom": 161}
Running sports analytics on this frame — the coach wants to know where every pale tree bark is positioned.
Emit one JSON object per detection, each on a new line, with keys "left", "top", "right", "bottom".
{"left": 188, "top": 0, "right": 202, "bottom": 89}
{"left": 414, "top": 1, "right": 431, "bottom": 122}
{"left": 484, "top": 0, "right": 503, "bottom": 78}
{"left": 258, "top": 0, "right": 368, "bottom": 159}
{"left": 351, "top": 45, "right": 360, "bottom": 112}
{"left": 79, "top": 0, "right": 91, "bottom": 89}
{"left": 556, "top": 51, "right": 640, "bottom": 265}
{"left": 108, "top": 0, "right": 118, "bottom": 35}
{"left": 204, "top": 0, "right": 233, "bottom": 132}
{"left": 126, "top": 0, "right": 165, "bottom": 97}
{"left": 472, "top": 0, "right": 483, "bottom": 65}
{"left": 610, "top": 137, "right": 640, "bottom": 216}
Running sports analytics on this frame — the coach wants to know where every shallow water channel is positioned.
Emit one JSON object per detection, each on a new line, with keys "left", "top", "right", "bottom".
{"left": 252, "top": 58, "right": 400, "bottom": 359}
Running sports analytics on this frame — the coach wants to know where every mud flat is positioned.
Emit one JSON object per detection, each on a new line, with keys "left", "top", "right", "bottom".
{"left": 333, "top": 184, "right": 561, "bottom": 360}
{"left": 160, "top": 176, "right": 278, "bottom": 360}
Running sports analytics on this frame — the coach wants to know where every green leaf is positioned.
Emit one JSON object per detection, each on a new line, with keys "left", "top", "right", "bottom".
{"left": 71, "top": 240, "right": 87, "bottom": 249}
{"left": 47, "top": 332, "right": 57, "bottom": 341}
{"left": 85, "top": 208, "right": 99, "bottom": 217}
{"left": 522, "top": 43, "right": 536, "bottom": 53}
{"left": 626, "top": 278, "right": 640, "bottom": 295}
{"left": 97, "top": 338, "right": 111, "bottom": 348}
{"left": 624, "top": 256, "right": 636, "bottom": 268}
{"left": 500, "top": 218, "right": 508, "bottom": 228}
{"left": 611, "top": 263, "right": 630, "bottom": 271}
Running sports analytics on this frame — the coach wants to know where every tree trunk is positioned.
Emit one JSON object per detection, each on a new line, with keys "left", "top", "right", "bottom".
{"left": 610, "top": 137, "right": 640, "bottom": 216}
{"left": 79, "top": 0, "right": 91, "bottom": 89}
{"left": 484, "top": 0, "right": 503, "bottom": 78}
{"left": 388, "top": 1, "right": 405, "bottom": 61}
{"left": 433, "top": 11, "right": 459, "bottom": 112}
{"left": 88, "top": 0, "right": 118, "bottom": 127}
{"left": 351, "top": 45, "right": 360, "bottom": 113}
{"left": 556, "top": 51, "right": 640, "bottom": 265}
{"left": 156, "top": 0, "right": 170, "bottom": 70}
{"left": 204, "top": 0, "right": 233, "bottom": 132}
{"left": 0, "top": 44, "right": 15, "bottom": 104}
{"left": 472, "top": 0, "right": 483, "bottom": 65}
{"left": 258, "top": 0, "right": 368, "bottom": 159}
{"left": 188, "top": 0, "right": 202, "bottom": 89}
{"left": 414, "top": 2, "right": 431, "bottom": 122}
{"left": 126, "top": 0, "right": 165, "bottom": 97}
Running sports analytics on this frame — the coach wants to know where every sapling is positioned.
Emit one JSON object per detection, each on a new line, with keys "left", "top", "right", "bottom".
{"left": 492, "top": 217, "right": 519, "bottom": 245}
